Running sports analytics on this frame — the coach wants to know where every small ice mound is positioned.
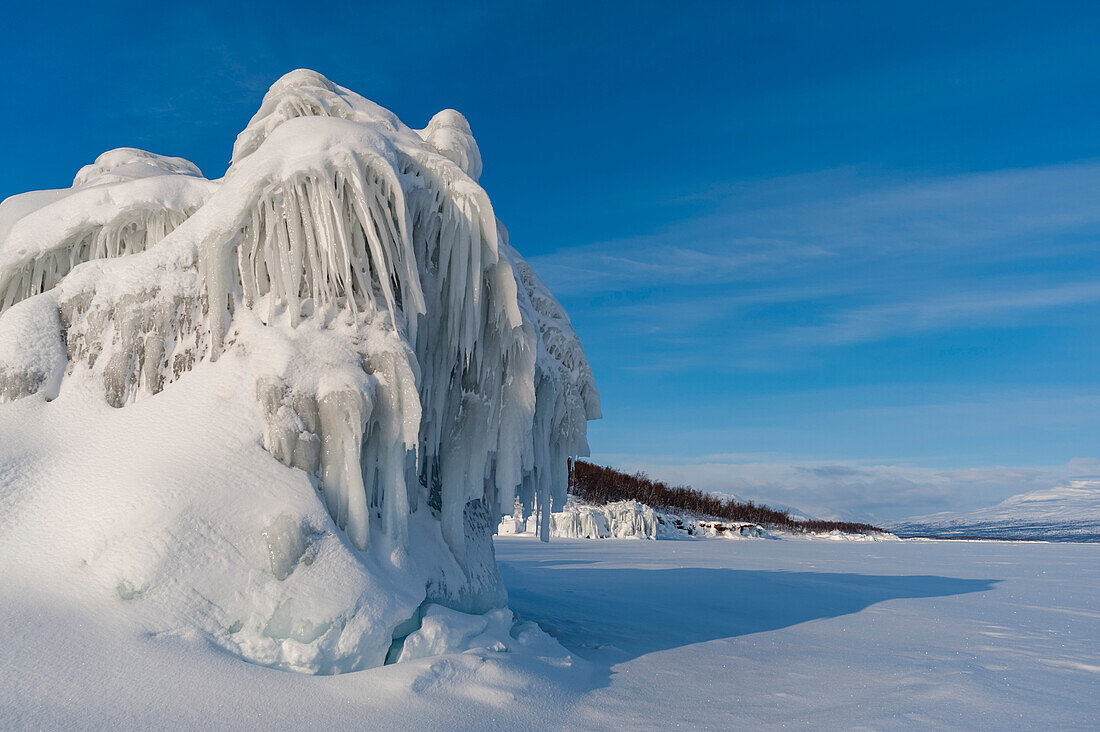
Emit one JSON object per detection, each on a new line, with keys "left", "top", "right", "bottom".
{"left": 0, "top": 146, "right": 214, "bottom": 314}
{"left": 396, "top": 605, "right": 509, "bottom": 663}
{"left": 72, "top": 148, "right": 204, "bottom": 187}
{"left": 496, "top": 515, "right": 526, "bottom": 535}
{"left": 0, "top": 296, "right": 65, "bottom": 402}
{"left": 392, "top": 604, "right": 567, "bottom": 666}
{"left": 262, "top": 514, "right": 311, "bottom": 580}
{"left": 417, "top": 109, "right": 483, "bottom": 182}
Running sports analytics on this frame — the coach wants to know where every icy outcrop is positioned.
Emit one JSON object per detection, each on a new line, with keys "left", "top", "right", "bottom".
{"left": 546, "top": 502, "right": 613, "bottom": 539}
{"left": 497, "top": 497, "right": 773, "bottom": 541}
{"left": 499, "top": 498, "right": 659, "bottom": 540}
{"left": 0, "top": 149, "right": 215, "bottom": 313}
{"left": 416, "top": 110, "right": 483, "bottom": 183}
{"left": 0, "top": 70, "right": 598, "bottom": 672}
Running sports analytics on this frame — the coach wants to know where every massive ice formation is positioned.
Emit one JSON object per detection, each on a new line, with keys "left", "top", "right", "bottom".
{"left": 0, "top": 70, "right": 598, "bottom": 672}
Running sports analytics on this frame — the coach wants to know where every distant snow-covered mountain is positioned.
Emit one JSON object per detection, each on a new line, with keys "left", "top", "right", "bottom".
{"left": 891, "top": 479, "right": 1100, "bottom": 542}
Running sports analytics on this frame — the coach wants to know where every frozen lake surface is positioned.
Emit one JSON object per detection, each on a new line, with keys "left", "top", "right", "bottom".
{"left": 496, "top": 537, "right": 1100, "bottom": 729}
{"left": 2, "top": 537, "right": 1097, "bottom": 729}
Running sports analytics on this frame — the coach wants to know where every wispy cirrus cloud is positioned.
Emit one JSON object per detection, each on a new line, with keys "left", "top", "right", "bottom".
{"left": 768, "top": 280, "right": 1100, "bottom": 348}
{"left": 532, "top": 160, "right": 1100, "bottom": 298}
{"left": 534, "top": 160, "right": 1100, "bottom": 367}
{"left": 549, "top": 159, "right": 1100, "bottom": 485}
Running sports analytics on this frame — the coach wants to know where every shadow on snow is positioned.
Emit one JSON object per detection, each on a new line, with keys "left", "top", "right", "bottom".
{"left": 498, "top": 556, "right": 997, "bottom": 663}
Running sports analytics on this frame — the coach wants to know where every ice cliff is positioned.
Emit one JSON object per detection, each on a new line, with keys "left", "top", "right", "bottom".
{"left": 0, "top": 70, "right": 598, "bottom": 673}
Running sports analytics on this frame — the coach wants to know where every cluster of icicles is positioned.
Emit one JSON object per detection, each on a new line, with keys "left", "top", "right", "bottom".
{"left": 0, "top": 207, "right": 194, "bottom": 311}
{"left": 0, "top": 70, "right": 599, "bottom": 565}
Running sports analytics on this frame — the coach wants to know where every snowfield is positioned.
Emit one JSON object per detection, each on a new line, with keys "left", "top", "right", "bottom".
{"left": 2, "top": 536, "right": 1096, "bottom": 729}
{"left": 498, "top": 538, "right": 1100, "bottom": 728}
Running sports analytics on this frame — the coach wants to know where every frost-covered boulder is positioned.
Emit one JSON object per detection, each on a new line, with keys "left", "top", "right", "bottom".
{"left": 657, "top": 513, "right": 767, "bottom": 539}
{"left": 0, "top": 70, "right": 598, "bottom": 673}
{"left": 694, "top": 520, "right": 767, "bottom": 539}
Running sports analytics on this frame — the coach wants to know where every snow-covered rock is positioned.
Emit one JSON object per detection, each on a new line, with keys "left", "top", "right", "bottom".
{"left": 656, "top": 512, "right": 767, "bottom": 539}
{"left": 0, "top": 70, "right": 599, "bottom": 673}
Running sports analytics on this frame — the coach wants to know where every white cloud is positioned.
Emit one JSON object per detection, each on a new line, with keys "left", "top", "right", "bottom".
{"left": 769, "top": 281, "right": 1100, "bottom": 347}
{"left": 530, "top": 160, "right": 1100, "bottom": 297}
{"left": 529, "top": 161, "right": 1100, "bottom": 370}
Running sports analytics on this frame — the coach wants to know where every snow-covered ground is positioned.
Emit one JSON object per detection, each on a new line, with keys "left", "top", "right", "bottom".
{"left": 499, "top": 537, "right": 1100, "bottom": 728}
{"left": 3, "top": 536, "right": 1096, "bottom": 728}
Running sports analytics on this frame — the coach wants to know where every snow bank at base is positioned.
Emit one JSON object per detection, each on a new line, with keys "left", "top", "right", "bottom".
{"left": 391, "top": 604, "right": 557, "bottom": 663}
{"left": 0, "top": 70, "right": 600, "bottom": 673}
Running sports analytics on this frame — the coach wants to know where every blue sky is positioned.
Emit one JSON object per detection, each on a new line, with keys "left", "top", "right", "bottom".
{"left": 4, "top": 1, "right": 1100, "bottom": 520}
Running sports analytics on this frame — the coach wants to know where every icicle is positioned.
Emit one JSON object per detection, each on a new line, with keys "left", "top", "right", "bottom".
{"left": 318, "top": 389, "right": 372, "bottom": 550}
{"left": 0, "top": 203, "right": 204, "bottom": 316}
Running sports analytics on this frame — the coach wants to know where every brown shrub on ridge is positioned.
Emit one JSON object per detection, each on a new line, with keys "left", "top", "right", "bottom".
{"left": 570, "top": 460, "right": 883, "bottom": 535}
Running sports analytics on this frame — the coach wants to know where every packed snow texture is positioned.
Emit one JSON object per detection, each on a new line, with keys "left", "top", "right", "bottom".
{"left": 0, "top": 70, "right": 598, "bottom": 673}
{"left": 495, "top": 537, "right": 1100, "bottom": 729}
{"left": 3, "top": 537, "right": 1097, "bottom": 728}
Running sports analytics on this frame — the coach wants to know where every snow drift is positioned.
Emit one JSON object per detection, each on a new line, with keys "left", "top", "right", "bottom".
{"left": 0, "top": 70, "right": 598, "bottom": 673}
